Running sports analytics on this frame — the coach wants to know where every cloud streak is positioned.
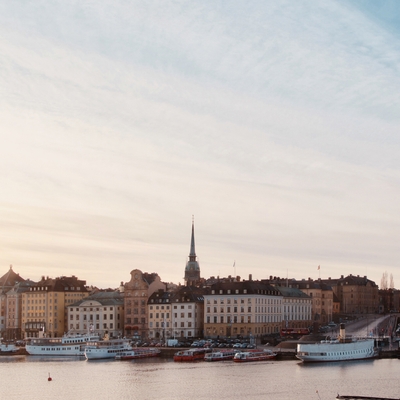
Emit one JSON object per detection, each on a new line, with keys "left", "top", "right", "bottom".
{"left": 0, "top": 1, "right": 399, "bottom": 287}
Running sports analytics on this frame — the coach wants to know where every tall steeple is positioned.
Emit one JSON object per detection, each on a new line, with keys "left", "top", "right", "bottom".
{"left": 184, "top": 216, "right": 200, "bottom": 286}
{"left": 189, "top": 215, "right": 196, "bottom": 262}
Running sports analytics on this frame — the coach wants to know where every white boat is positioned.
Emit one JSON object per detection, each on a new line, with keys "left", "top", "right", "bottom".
{"left": 25, "top": 332, "right": 100, "bottom": 356}
{"left": 296, "top": 324, "right": 377, "bottom": 363}
{"left": 233, "top": 348, "right": 277, "bottom": 362}
{"left": 115, "top": 347, "right": 160, "bottom": 360}
{"left": 204, "top": 349, "right": 237, "bottom": 361}
{"left": 85, "top": 338, "right": 133, "bottom": 360}
{"left": 0, "top": 341, "right": 19, "bottom": 355}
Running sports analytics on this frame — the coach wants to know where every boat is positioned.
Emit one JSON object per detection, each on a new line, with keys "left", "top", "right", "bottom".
{"left": 296, "top": 323, "right": 377, "bottom": 363}
{"left": 204, "top": 349, "right": 237, "bottom": 361}
{"left": 84, "top": 338, "right": 133, "bottom": 360}
{"left": 233, "top": 348, "right": 277, "bottom": 362}
{"left": 173, "top": 348, "right": 211, "bottom": 361}
{"left": 0, "top": 340, "right": 19, "bottom": 355}
{"left": 25, "top": 332, "right": 100, "bottom": 356}
{"left": 115, "top": 347, "right": 160, "bottom": 360}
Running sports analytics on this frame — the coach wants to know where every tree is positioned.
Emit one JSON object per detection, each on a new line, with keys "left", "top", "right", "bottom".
{"left": 390, "top": 273, "right": 394, "bottom": 289}
{"left": 381, "top": 271, "right": 388, "bottom": 290}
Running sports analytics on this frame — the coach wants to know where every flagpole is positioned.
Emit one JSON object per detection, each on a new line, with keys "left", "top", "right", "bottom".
{"left": 233, "top": 261, "right": 236, "bottom": 278}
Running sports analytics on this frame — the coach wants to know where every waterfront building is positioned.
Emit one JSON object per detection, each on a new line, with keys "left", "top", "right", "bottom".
{"left": 148, "top": 289, "right": 172, "bottom": 341}
{"left": 5, "top": 281, "right": 34, "bottom": 340}
{"left": 0, "top": 265, "right": 25, "bottom": 336}
{"left": 67, "top": 290, "right": 124, "bottom": 338}
{"left": 171, "top": 286, "right": 205, "bottom": 339}
{"left": 124, "top": 270, "right": 166, "bottom": 339}
{"left": 274, "top": 286, "right": 312, "bottom": 329}
{"left": 292, "top": 279, "right": 333, "bottom": 324}
{"left": 322, "top": 275, "right": 379, "bottom": 314}
{"left": 21, "top": 275, "right": 89, "bottom": 338}
{"left": 204, "top": 278, "right": 283, "bottom": 339}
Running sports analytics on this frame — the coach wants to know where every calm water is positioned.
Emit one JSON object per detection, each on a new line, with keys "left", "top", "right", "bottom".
{"left": 0, "top": 355, "right": 399, "bottom": 400}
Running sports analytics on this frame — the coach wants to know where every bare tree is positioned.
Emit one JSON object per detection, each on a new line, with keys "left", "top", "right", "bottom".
{"left": 390, "top": 273, "right": 394, "bottom": 289}
{"left": 381, "top": 271, "right": 388, "bottom": 290}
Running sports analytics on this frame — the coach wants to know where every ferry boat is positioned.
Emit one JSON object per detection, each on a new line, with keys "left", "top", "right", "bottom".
{"left": 173, "top": 348, "right": 211, "bottom": 362}
{"left": 115, "top": 348, "right": 160, "bottom": 360}
{"left": 233, "top": 348, "right": 277, "bottom": 362}
{"left": 84, "top": 338, "right": 133, "bottom": 360}
{"left": 204, "top": 349, "right": 237, "bottom": 362}
{"left": 296, "top": 324, "right": 377, "bottom": 363}
{"left": 25, "top": 332, "right": 100, "bottom": 356}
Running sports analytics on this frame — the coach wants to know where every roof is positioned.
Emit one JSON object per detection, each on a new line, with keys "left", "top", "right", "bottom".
{"left": 69, "top": 291, "right": 124, "bottom": 307}
{"left": 0, "top": 265, "right": 25, "bottom": 290}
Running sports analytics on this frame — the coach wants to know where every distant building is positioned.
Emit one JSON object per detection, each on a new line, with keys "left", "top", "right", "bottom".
{"left": 68, "top": 290, "right": 124, "bottom": 338}
{"left": 171, "top": 286, "right": 205, "bottom": 339}
{"left": 148, "top": 289, "right": 172, "bottom": 341}
{"left": 204, "top": 278, "right": 283, "bottom": 339}
{"left": 275, "top": 286, "right": 312, "bottom": 329}
{"left": 5, "top": 280, "right": 34, "bottom": 340}
{"left": 0, "top": 265, "right": 25, "bottom": 335}
{"left": 21, "top": 275, "right": 89, "bottom": 338}
{"left": 124, "top": 270, "right": 165, "bottom": 339}
{"left": 322, "top": 275, "right": 379, "bottom": 314}
{"left": 184, "top": 219, "right": 201, "bottom": 286}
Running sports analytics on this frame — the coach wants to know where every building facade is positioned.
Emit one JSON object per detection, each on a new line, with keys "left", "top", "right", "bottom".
{"left": 124, "top": 270, "right": 165, "bottom": 339}
{"left": 171, "top": 286, "right": 205, "bottom": 339}
{"left": 21, "top": 275, "right": 89, "bottom": 338}
{"left": 204, "top": 279, "right": 283, "bottom": 339}
{"left": 67, "top": 290, "right": 124, "bottom": 338}
{"left": 0, "top": 265, "right": 25, "bottom": 336}
{"left": 148, "top": 290, "right": 172, "bottom": 341}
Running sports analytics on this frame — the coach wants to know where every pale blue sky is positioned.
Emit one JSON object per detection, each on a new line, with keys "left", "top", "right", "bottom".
{"left": 0, "top": 1, "right": 399, "bottom": 288}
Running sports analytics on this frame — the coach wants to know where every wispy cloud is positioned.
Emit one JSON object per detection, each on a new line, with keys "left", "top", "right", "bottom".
{"left": 0, "top": 1, "right": 399, "bottom": 287}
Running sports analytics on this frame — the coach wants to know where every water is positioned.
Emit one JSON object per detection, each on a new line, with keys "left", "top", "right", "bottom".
{"left": 1, "top": 355, "right": 400, "bottom": 400}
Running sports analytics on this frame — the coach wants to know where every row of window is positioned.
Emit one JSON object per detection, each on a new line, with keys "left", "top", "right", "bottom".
{"left": 69, "top": 314, "right": 119, "bottom": 320}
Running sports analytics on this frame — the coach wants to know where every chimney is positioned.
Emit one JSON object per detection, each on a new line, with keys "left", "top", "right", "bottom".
{"left": 249, "top": 274, "right": 252, "bottom": 281}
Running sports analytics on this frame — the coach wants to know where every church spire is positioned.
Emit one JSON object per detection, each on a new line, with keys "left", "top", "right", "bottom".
{"left": 189, "top": 215, "right": 196, "bottom": 262}
{"left": 184, "top": 216, "right": 200, "bottom": 286}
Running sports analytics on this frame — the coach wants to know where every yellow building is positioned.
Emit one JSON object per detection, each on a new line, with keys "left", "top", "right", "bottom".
{"left": 21, "top": 275, "right": 89, "bottom": 338}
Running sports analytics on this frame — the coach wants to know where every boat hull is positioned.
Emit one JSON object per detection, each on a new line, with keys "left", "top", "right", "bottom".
{"left": 115, "top": 348, "right": 160, "bottom": 360}
{"left": 296, "top": 339, "right": 376, "bottom": 362}
{"left": 233, "top": 350, "right": 277, "bottom": 362}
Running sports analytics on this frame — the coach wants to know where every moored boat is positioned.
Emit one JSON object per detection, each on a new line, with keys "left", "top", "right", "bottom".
{"left": 115, "top": 348, "right": 160, "bottom": 360}
{"left": 296, "top": 324, "right": 377, "bottom": 363}
{"left": 25, "top": 332, "right": 100, "bottom": 356}
{"left": 204, "top": 349, "right": 237, "bottom": 362}
{"left": 0, "top": 341, "right": 19, "bottom": 355}
{"left": 85, "top": 338, "right": 133, "bottom": 360}
{"left": 233, "top": 349, "right": 277, "bottom": 362}
{"left": 173, "top": 348, "right": 211, "bottom": 362}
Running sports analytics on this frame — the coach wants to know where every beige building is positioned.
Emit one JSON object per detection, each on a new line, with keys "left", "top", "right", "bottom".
{"left": 21, "top": 275, "right": 89, "bottom": 338}
{"left": 0, "top": 265, "right": 25, "bottom": 337}
{"left": 204, "top": 279, "right": 283, "bottom": 339}
{"left": 67, "top": 291, "right": 124, "bottom": 338}
{"left": 124, "top": 270, "right": 165, "bottom": 339}
{"left": 148, "top": 290, "right": 172, "bottom": 341}
{"left": 292, "top": 279, "right": 334, "bottom": 324}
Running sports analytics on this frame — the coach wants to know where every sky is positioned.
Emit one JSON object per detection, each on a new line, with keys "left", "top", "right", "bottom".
{"left": 1, "top": 0, "right": 400, "bottom": 289}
